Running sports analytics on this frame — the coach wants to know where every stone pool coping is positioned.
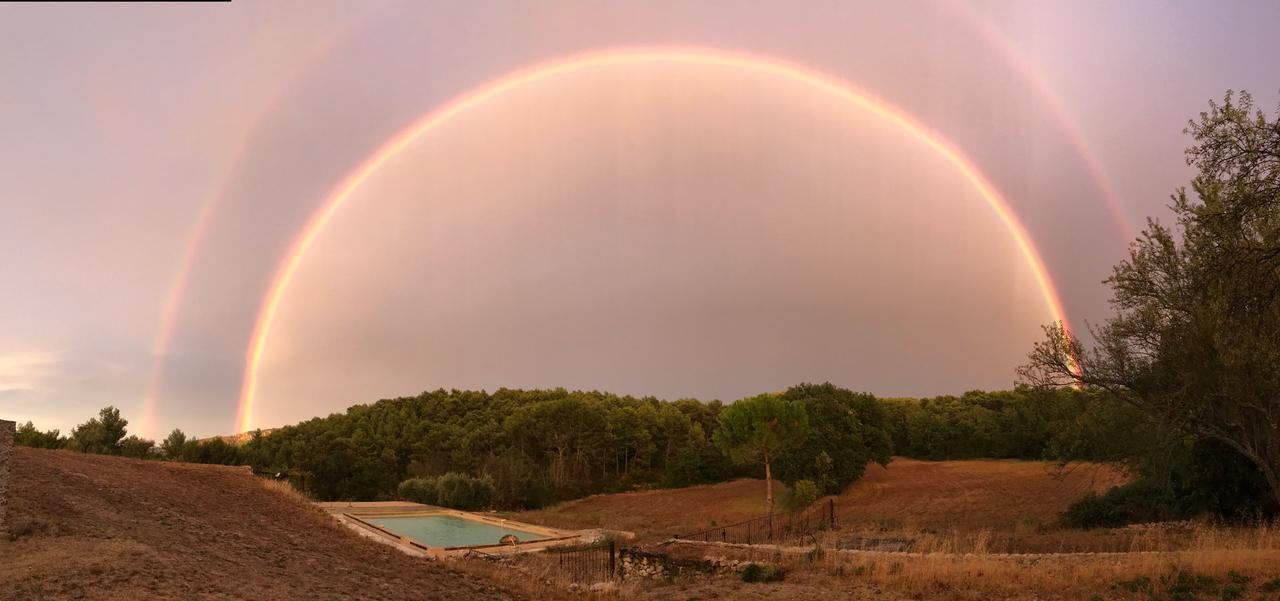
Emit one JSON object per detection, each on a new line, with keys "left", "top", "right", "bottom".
{"left": 321, "top": 501, "right": 587, "bottom": 557}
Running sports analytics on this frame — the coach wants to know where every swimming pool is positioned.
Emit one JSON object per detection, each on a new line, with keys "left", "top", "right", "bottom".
{"left": 362, "top": 514, "right": 551, "bottom": 549}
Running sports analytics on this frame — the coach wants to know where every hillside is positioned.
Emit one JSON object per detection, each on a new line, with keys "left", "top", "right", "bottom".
{"left": 512, "top": 458, "right": 1129, "bottom": 551}
{"left": 0, "top": 447, "right": 523, "bottom": 600}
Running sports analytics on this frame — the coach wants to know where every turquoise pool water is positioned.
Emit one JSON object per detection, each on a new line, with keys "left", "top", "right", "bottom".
{"left": 364, "top": 514, "right": 550, "bottom": 548}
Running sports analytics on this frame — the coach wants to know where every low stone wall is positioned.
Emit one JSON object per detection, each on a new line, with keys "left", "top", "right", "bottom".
{"left": 619, "top": 548, "right": 719, "bottom": 581}
{"left": 0, "top": 419, "right": 13, "bottom": 535}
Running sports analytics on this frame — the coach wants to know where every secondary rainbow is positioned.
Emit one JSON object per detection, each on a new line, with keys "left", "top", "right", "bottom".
{"left": 234, "top": 47, "right": 1076, "bottom": 433}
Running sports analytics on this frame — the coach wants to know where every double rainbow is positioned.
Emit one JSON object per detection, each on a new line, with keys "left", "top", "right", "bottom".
{"left": 230, "top": 47, "right": 1075, "bottom": 433}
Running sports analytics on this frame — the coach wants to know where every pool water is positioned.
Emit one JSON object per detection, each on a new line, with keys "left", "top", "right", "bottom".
{"left": 364, "top": 514, "right": 549, "bottom": 548}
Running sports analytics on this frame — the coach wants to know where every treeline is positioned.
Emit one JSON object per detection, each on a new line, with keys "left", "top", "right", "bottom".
{"left": 16, "top": 384, "right": 1114, "bottom": 511}
{"left": 14, "top": 407, "right": 246, "bottom": 465}
{"left": 243, "top": 388, "right": 743, "bottom": 506}
{"left": 882, "top": 387, "right": 1137, "bottom": 462}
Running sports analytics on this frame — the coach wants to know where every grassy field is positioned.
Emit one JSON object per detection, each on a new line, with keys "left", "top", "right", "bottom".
{"left": 512, "top": 457, "right": 1132, "bottom": 551}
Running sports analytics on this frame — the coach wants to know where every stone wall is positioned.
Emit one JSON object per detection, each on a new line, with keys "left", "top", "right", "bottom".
{"left": 0, "top": 419, "right": 13, "bottom": 536}
{"left": 618, "top": 548, "right": 720, "bottom": 581}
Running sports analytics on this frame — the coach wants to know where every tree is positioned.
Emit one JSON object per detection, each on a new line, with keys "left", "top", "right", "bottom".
{"left": 67, "top": 406, "right": 129, "bottom": 455}
{"left": 774, "top": 383, "right": 892, "bottom": 495}
{"left": 161, "top": 429, "right": 188, "bottom": 460}
{"left": 14, "top": 421, "right": 64, "bottom": 449}
{"left": 1021, "top": 91, "right": 1280, "bottom": 507}
{"left": 120, "top": 435, "right": 155, "bottom": 459}
{"left": 713, "top": 394, "right": 810, "bottom": 513}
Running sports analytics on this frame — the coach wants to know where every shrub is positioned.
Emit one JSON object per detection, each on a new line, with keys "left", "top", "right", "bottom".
{"left": 398, "top": 477, "right": 439, "bottom": 505}
{"left": 1062, "top": 480, "right": 1177, "bottom": 528}
{"left": 14, "top": 422, "right": 64, "bottom": 449}
{"left": 400, "top": 473, "right": 495, "bottom": 510}
{"left": 435, "top": 472, "right": 495, "bottom": 510}
{"left": 787, "top": 479, "right": 821, "bottom": 511}
{"left": 119, "top": 435, "right": 155, "bottom": 459}
{"left": 740, "top": 563, "right": 785, "bottom": 583}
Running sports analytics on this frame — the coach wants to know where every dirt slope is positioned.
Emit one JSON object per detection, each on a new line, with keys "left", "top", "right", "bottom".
{"left": 0, "top": 448, "right": 523, "bottom": 601}
{"left": 512, "top": 458, "right": 1127, "bottom": 548}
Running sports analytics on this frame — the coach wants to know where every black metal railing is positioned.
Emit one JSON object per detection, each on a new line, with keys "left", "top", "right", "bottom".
{"left": 674, "top": 498, "right": 836, "bottom": 546}
{"left": 546, "top": 539, "right": 617, "bottom": 583}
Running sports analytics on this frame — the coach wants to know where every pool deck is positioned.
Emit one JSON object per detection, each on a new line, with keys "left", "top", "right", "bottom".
{"left": 320, "top": 501, "right": 601, "bottom": 558}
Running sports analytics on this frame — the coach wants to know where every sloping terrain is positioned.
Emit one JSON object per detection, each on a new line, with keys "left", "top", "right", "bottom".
{"left": 0, "top": 448, "right": 524, "bottom": 600}
{"left": 512, "top": 458, "right": 1128, "bottom": 550}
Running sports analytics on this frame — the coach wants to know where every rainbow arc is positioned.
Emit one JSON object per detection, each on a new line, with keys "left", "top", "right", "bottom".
{"left": 233, "top": 47, "right": 1076, "bottom": 434}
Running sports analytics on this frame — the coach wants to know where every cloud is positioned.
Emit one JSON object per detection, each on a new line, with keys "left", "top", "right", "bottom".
{"left": 0, "top": 351, "right": 60, "bottom": 392}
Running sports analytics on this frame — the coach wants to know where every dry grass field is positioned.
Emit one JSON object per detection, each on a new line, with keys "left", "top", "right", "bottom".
{"left": 8, "top": 449, "right": 1277, "bottom": 600}
{"left": 501, "top": 458, "right": 1280, "bottom": 600}
{"left": 0, "top": 447, "right": 530, "bottom": 601}
{"left": 512, "top": 458, "right": 1132, "bottom": 551}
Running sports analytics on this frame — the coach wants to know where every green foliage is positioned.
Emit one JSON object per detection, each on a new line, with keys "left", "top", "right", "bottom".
{"left": 161, "top": 429, "right": 187, "bottom": 459}
{"left": 187, "top": 438, "right": 242, "bottom": 465}
{"left": 14, "top": 421, "right": 65, "bottom": 449}
{"left": 774, "top": 383, "right": 891, "bottom": 495}
{"left": 66, "top": 406, "right": 128, "bottom": 455}
{"left": 1022, "top": 90, "right": 1280, "bottom": 507}
{"left": 1063, "top": 480, "right": 1178, "bottom": 529}
{"left": 1065, "top": 438, "right": 1278, "bottom": 528}
{"left": 787, "top": 479, "right": 821, "bottom": 511}
{"left": 244, "top": 388, "right": 739, "bottom": 505}
{"left": 740, "top": 563, "right": 784, "bottom": 583}
{"left": 714, "top": 394, "right": 809, "bottom": 511}
{"left": 665, "top": 439, "right": 736, "bottom": 488}
{"left": 398, "top": 477, "right": 438, "bottom": 505}
{"left": 119, "top": 435, "right": 155, "bottom": 459}
{"left": 882, "top": 388, "right": 1117, "bottom": 462}
{"left": 434, "top": 472, "right": 495, "bottom": 510}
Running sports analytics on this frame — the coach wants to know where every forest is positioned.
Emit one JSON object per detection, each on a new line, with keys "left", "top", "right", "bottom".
{"left": 10, "top": 385, "right": 1140, "bottom": 507}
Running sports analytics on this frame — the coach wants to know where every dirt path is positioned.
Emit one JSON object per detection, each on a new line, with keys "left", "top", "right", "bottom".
{"left": 0, "top": 448, "right": 525, "bottom": 600}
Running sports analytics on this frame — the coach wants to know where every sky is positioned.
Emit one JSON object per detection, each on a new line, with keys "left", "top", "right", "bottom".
{"left": 2, "top": 1, "right": 1277, "bottom": 438}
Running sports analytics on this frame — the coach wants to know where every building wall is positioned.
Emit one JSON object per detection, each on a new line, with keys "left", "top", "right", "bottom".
{"left": 0, "top": 419, "right": 13, "bottom": 534}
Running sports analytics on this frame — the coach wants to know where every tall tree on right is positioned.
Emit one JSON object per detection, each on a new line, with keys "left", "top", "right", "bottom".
{"left": 1020, "top": 91, "right": 1280, "bottom": 506}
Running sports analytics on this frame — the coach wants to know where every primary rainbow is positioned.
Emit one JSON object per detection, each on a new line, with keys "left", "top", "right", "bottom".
{"left": 233, "top": 47, "right": 1075, "bottom": 433}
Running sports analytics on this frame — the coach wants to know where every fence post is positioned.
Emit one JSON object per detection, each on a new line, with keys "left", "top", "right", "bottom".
{"left": 828, "top": 498, "right": 835, "bottom": 526}
{"left": 609, "top": 540, "right": 617, "bottom": 579}
{"left": 768, "top": 513, "right": 773, "bottom": 541}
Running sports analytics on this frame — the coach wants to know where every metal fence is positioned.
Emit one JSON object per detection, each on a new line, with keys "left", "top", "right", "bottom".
{"left": 674, "top": 498, "right": 837, "bottom": 546}
{"left": 545, "top": 539, "right": 617, "bottom": 583}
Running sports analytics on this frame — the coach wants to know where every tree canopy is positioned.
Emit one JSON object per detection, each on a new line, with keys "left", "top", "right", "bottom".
{"left": 1022, "top": 90, "right": 1280, "bottom": 507}
{"left": 713, "top": 393, "right": 810, "bottom": 512}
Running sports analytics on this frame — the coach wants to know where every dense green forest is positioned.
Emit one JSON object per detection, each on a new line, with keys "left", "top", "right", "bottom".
{"left": 19, "top": 382, "right": 1276, "bottom": 521}
{"left": 16, "top": 384, "right": 1120, "bottom": 507}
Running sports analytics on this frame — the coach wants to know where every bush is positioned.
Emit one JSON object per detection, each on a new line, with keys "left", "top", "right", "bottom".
{"left": 398, "top": 477, "right": 438, "bottom": 505}
{"left": 1062, "top": 480, "right": 1177, "bottom": 528}
{"left": 740, "top": 563, "right": 785, "bottom": 583}
{"left": 119, "top": 435, "right": 155, "bottom": 459}
{"left": 435, "top": 472, "right": 495, "bottom": 510}
{"left": 14, "top": 422, "right": 64, "bottom": 449}
{"left": 399, "top": 473, "right": 495, "bottom": 510}
{"left": 787, "top": 479, "right": 821, "bottom": 511}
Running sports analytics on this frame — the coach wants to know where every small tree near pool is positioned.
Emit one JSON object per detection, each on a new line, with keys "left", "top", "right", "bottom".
{"left": 713, "top": 394, "right": 810, "bottom": 514}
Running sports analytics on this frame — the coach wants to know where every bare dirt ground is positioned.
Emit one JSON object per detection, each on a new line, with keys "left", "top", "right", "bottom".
{"left": 0, "top": 448, "right": 528, "bottom": 601}
{"left": 512, "top": 458, "right": 1130, "bottom": 551}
